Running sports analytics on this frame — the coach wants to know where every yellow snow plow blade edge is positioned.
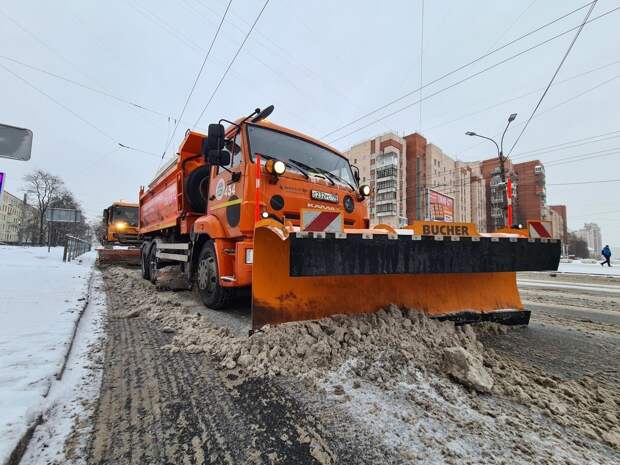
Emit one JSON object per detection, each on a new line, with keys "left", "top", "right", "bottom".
{"left": 251, "top": 223, "right": 526, "bottom": 330}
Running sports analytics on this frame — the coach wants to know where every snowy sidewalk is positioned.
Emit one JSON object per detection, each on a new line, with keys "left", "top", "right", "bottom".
{"left": 558, "top": 261, "right": 620, "bottom": 276}
{"left": 0, "top": 246, "right": 96, "bottom": 464}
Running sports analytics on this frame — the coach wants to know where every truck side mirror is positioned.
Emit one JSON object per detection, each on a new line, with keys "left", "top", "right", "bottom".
{"left": 208, "top": 149, "right": 231, "bottom": 166}
{"left": 207, "top": 124, "right": 225, "bottom": 150}
{"left": 203, "top": 123, "right": 230, "bottom": 166}
{"left": 352, "top": 165, "right": 360, "bottom": 184}
{"left": 103, "top": 208, "right": 108, "bottom": 222}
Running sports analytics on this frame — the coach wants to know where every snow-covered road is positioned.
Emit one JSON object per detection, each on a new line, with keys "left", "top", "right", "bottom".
{"left": 0, "top": 246, "right": 95, "bottom": 463}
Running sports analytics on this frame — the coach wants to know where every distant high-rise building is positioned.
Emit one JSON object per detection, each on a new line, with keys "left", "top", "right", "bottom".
{"left": 575, "top": 223, "right": 602, "bottom": 255}
{"left": 343, "top": 132, "right": 407, "bottom": 227}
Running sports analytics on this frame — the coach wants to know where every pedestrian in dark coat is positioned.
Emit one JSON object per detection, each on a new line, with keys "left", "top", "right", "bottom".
{"left": 601, "top": 245, "right": 612, "bottom": 267}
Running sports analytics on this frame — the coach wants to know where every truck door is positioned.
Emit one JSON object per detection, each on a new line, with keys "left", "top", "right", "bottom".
{"left": 207, "top": 131, "right": 244, "bottom": 237}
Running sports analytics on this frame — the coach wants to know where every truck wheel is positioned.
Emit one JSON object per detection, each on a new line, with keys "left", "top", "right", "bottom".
{"left": 195, "top": 241, "right": 232, "bottom": 309}
{"left": 141, "top": 242, "right": 151, "bottom": 280}
{"left": 148, "top": 243, "right": 158, "bottom": 284}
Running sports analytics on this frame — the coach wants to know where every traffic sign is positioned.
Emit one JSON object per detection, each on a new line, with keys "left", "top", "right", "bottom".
{"left": 0, "top": 123, "right": 32, "bottom": 161}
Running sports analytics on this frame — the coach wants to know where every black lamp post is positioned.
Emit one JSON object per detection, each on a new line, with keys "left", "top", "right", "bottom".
{"left": 466, "top": 113, "right": 517, "bottom": 228}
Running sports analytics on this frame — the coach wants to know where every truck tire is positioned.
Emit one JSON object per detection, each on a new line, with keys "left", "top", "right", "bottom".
{"left": 141, "top": 242, "right": 151, "bottom": 280}
{"left": 148, "top": 242, "right": 158, "bottom": 284}
{"left": 185, "top": 165, "right": 211, "bottom": 213}
{"left": 195, "top": 241, "right": 232, "bottom": 309}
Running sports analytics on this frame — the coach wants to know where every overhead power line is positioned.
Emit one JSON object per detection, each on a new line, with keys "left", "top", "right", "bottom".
{"left": 327, "top": 5, "right": 620, "bottom": 145}
{"left": 193, "top": 0, "right": 270, "bottom": 128}
{"left": 0, "top": 5, "right": 109, "bottom": 92}
{"left": 0, "top": 54, "right": 201, "bottom": 127}
{"left": 322, "top": 0, "right": 597, "bottom": 139}
{"left": 425, "top": 58, "right": 620, "bottom": 133}
{"left": 548, "top": 179, "right": 620, "bottom": 185}
{"left": 0, "top": 62, "right": 158, "bottom": 157}
{"left": 160, "top": 0, "right": 232, "bottom": 162}
{"left": 508, "top": 0, "right": 598, "bottom": 154}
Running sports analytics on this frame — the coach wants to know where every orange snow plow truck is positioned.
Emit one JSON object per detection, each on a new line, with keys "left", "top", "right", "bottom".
{"left": 139, "top": 106, "right": 561, "bottom": 330}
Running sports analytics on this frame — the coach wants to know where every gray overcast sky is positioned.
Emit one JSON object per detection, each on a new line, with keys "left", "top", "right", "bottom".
{"left": 1, "top": 0, "right": 619, "bottom": 245}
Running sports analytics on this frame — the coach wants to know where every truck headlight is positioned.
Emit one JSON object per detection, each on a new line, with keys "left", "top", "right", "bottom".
{"left": 266, "top": 159, "right": 286, "bottom": 176}
{"left": 115, "top": 221, "right": 127, "bottom": 230}
{"left": 359, "top": 184, "right": 371, "bottom": 197}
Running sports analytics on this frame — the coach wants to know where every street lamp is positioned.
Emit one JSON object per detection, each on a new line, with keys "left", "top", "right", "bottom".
{"left": 466, "top": 113, "right": 517, "bottom": 229}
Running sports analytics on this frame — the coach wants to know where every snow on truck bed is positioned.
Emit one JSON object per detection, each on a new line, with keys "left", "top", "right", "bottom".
{"left": 0, "top": 246, "right": 95, "bottom": 463}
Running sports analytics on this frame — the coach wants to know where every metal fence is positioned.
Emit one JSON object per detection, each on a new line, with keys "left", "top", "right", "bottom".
{"left": 63, "top": 235, "right": 91, "bottom": 262}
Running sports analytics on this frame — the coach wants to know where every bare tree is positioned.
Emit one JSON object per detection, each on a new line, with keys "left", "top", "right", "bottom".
{"left": 22, "top": 169, "right": 65, "bottom": 244}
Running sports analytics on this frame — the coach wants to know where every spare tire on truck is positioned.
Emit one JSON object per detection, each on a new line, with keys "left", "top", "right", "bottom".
{"left": 185, "top": 165, "right": 211, "bottom": 213}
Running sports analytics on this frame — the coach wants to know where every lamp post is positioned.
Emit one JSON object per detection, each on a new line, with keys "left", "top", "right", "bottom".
{"left": 466, "top": 113, "right": 517, "bottom": 229}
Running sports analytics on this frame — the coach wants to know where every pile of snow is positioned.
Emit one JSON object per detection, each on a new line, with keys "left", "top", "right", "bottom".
{"left": 0, "top": 246, "right": 95, "bottom": 463}
{"left": 104, "top": 266, "right": 620, "bottom": 461}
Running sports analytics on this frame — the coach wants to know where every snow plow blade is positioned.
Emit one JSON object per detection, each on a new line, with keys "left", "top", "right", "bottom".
{"left": 96, "top": 247, "right": 141, "bottom": 267}
{"left": 251, "top": 221, "right": 561, "bottom": 330}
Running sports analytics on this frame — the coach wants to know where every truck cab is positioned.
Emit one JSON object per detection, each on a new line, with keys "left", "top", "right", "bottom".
{"left": 102, "top": 202, "right": 140, "bottom": 245}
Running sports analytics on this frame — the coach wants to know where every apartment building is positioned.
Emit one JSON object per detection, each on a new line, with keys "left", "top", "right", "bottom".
{"left": 343, "top": 132, "right": 407, "bottom": 227}
{"left": 575, "top": 223, "right": 602, "bottom": 255}
{"left": 0, "top": 190, "right": 38, "bottom": 243}
{"left": 401, "top": 133, "right": 486, "bottom": 229}
{"left": 513, "top": 160, "right": 546, "bottom": 225}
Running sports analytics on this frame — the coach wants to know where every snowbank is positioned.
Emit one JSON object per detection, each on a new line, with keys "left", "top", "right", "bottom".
{"left": 558, "top": 261, "right": 620, "bottom": 276}
{"left": 0, "top": 246, "right": 95, "bottom": 463}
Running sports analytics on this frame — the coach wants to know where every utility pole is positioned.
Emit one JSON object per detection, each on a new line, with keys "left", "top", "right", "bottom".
{"left": 466, "top": 113, "right": 517, "bottom": 229}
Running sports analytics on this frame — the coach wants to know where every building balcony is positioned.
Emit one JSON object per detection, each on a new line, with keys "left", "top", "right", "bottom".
{"left": 376, "top": 174, "right": 397, "bottom": 182}
{"left": 377, "top": 186, "right": 397, "bottom": 194}
{"left": 376, "top": 199, "right": 396, "bottom": 206}
{"left": 376, "top": 210, "right": 397, "bottom": 217}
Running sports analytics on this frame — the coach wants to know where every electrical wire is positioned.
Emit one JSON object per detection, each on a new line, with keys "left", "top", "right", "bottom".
{"left": 425, "top": 58, "right": 620, "bottom": 133}
{"left": 327, "top": 5, "right": 620, "bottom": 145}
{"left": 548, "top": 179, "right": 620, "bottom": 185}
{"left": 193, "top": 0, "right": 270, "bottom": 128}
{"left": 0, "top": 62, "right": 159, "bottom": 157}
{"left": 322, "top": 1, "right": 597, "bottom": 140}
{"left": 159, "top": 0, "right": 232, "bottom": 163}
{"left": 0, "top": 5, "right": 109, "bottom": 92}
{"left": 0, "top": 54, "right": 203, "bottom": 128}
{"left": 418, "top": 0, "right": 425, "bottom": 132}
{"left": 508, "top": 0, "right": 598, "bottom": 154}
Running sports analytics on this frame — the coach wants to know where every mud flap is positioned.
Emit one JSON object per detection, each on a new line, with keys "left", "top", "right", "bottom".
{"left": 251, "top": 222, "right": 560, "bottom": 330}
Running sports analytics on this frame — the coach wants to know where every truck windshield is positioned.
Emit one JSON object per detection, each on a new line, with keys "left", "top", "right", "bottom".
{"left": 247, "top": 125, "right": 357, "bottom": 187}
{"left": 112, "top": 206, "right": 138, "bottom": 226}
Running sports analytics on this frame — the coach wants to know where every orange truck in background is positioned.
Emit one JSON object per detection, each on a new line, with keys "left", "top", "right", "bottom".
{"left": 102, "top": 201, "right": 140, "bottom": 245}
{"left": 138, "top": 105, "right": 561, "bottom": 330}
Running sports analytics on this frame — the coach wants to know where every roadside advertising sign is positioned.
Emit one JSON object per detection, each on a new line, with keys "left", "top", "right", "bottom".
{"left": 45, "top": 208, "right": 81, "bottom": 223}
{"left": 427, "top": 189, "right": 454, "bottom": 222}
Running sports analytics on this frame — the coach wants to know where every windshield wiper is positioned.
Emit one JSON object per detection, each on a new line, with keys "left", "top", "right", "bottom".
{"left": 312, "top": 166, "right": 356, "bottom": 191}
{"left": 260, "top": 154, "right": 310, "bottom": 179}
{"left": 288, "top": 159, "right": 335, "bottom": 185}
